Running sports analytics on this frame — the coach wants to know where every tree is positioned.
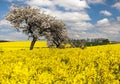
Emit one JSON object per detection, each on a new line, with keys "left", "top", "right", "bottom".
{"left": 5, "top": 5, "right": 68, "bottom": 50}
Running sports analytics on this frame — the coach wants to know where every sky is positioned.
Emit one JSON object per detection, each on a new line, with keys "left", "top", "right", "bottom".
{"left": 0, "top": 0, "right": 120, "bottom": 41}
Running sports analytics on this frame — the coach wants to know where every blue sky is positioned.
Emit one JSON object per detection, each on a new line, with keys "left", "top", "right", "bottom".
{"left": 0, "top": 0, "right": 120, "bottom": 41}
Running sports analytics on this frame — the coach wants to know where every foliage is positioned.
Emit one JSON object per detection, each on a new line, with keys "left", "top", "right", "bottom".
{"left": 0, "top": 42, "right": 120, "bottom": 84}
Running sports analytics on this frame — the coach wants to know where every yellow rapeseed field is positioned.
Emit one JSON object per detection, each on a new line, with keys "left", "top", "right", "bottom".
{"left": 0, "top": 41, "right": 120, "bottom": 84}
{"left": 0, "top": 41, "right": 47, "bottom": 50}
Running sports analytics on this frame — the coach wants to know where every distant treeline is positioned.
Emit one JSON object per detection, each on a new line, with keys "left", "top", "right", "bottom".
{"left": 0, "top": 40, "right": 11, "bottom": 42}
{"left": 70, "top": 38, "right": 110, "bottom": 47}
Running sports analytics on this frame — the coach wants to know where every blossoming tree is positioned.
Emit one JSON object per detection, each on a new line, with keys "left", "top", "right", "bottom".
{"left": 5, "top": 5, "right": 69, "bottom": 50}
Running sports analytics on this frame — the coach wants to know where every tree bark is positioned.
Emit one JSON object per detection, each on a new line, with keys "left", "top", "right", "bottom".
{"left": 30, "top": 36, "right": 37, "bottom": 50}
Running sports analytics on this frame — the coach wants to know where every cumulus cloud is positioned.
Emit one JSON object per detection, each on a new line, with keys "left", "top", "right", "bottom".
{"left": 96, "top": 18, "right": 120, "bottom": 35}
{"left": 7, "top": 0, "right": 13, "bottom": 2}
{"left": 0, "top": 19, "right": 28, "bottom": 41}
{"left": 0, "top": 19, "right": 11, "bottom": 26}
{"left": 68, "top": 30, "right": 107, "bottom": 40}
{"left": 117, "top": 16, "right": 120, "bottom": 21}
{"left": 53, "top": 0, "right": 89, "bottom": 11}
{"left": 26, "top": 0, "right": 53, "bottom": 7}
{"left": 0, "top": 32, "right": 27, "bottom": 41}
{"left": 69, "top": 17, "right": 120, "bottom": 41}
{"left": 100, "top": 10, "right": 112, "bottom": 16}
{"left": 70, "top": 22, "right": 94, "bottom": 31}
{"left": 98, "top": 23, "right": 120, "bottom": 35}
{"left": 26, "top": 0, "right": 89, "bottom": 11}
{"left": 97, "top": 18, "right": 110, "bottom": 26}
{"left": 87, "top": 0, "right": 106, "bottom": 4}
{"left": 95, "top": 18, "right": 120, "bottom": 41}
{"left": 40, "top": 8, "right": 91, "bottom": 22}
{"left": 112, "top": 2, "right": 120, "bottom": 11}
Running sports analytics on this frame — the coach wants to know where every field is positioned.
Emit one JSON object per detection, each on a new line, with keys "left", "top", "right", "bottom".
{"left": 0, "top": 41, "right": 120, "bottom": 84}
{"left": 0, "top": 41, "right": 47, "bottom": 50}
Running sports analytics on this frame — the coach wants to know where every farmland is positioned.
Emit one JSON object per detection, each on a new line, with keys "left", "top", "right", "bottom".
{"left": 0, "top": 41, "right": 120, "bottom": 84}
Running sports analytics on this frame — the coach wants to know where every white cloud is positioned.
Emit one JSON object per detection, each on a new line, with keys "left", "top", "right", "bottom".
{"left": 0, "top": 19, "right": 11, "bottom": 26}
{"left": 68, "top": 30, "right": 107, "bottom": 39}
{"left": 96, "top": 18, "right": 120, "bottom": 35}
{"left": 97, "top": 18, "right": 110, "bottom": 26}
{"left": 117, "top": 16, "right": 120, "bottom": 21}
{"left": 40, "top": 8, "right": 91, "bottom": 22}
{"left": 0, "top": 33, "right": 27, "bottom": 41}
{"left": 26, "top": 0, "right": 89, "bottom": 11}
{"left": 7, "top": 0, "right": 13, "bottom": 2}
{"left": 68, "top": 18, "right": 120, "bottom": 41}
{"left": 0, "top": 19, "right": 28, "bottom": 41}
{"left": 87, "top": 0, "right": 105, "bottom": 4}
{"left": 100, "top": 10, "right": 112, "bottom": 16}
{"left": 112, "top": 2, "right": 120, "bottom": 11}
{"left": 54, "top": 0, "right": 89, "bottom": 11}
{"left": 98, "top": 24, "right": 120, "bottom": 35}
{"left": 17, "top": 0, "right": 28, "bottom": 2}
{"left": 26, "top": 0, "right": 53, "bottom": 7}
{"left": 69, "top": 24, "right": 120, "bottom": 41}
{"left": 70, "top": 22, "right": 93, "bottom": 31}
{"left": 95, "top": 18, "right": 120, "bottom": 41}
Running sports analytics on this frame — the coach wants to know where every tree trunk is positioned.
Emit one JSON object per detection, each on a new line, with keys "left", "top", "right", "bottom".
{"left": 30, "top": 36, "right": 37, "bottom": 50}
